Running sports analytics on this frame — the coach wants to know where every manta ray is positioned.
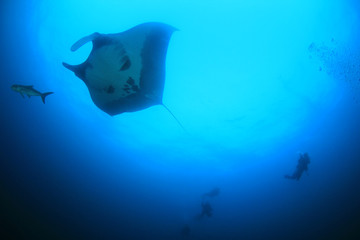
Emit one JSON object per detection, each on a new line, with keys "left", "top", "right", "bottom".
{"left": 63, "top": 22, "right": 180, "bottom": 119}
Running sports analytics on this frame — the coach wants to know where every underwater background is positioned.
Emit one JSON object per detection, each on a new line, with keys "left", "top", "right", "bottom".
{"left": 1, "top": 0, "right": 360, "bottom": 239}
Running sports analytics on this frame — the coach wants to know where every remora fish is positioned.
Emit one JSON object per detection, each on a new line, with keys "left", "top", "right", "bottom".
{"left": 11, "top": 84, "right": 54, "bottom": 104}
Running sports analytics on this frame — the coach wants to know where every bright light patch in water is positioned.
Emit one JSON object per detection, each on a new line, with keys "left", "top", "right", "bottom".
{"left": 21, "top": 0, "right": 358, "bottom": 161}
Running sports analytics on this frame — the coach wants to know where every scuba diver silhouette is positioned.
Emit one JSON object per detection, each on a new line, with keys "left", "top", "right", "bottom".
{"left": 200, "top": 201, "right": 213, "bottom": 218}
{"left": 195, "top": 200, "right": 213, "bottom": 220}
{"left": 194, "top": 187, "right": 220, "bottom": 220}
{"left": 285, "top": 152, "right": 310, "bottom": 181}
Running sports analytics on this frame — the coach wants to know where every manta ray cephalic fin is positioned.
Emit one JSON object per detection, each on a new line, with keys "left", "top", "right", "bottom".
{"left": 71, "top": 32, "right": 100, "bottom": 52}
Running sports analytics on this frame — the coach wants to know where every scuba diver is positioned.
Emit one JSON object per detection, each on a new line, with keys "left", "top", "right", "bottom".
{"left": 195, "top": 187, "right": 219, "bottom": 220}
{"left": 195, "top": 201, "right": 213, "bottom": 220}
{"left": 201, "top": 201, "right": 213, "bottom": 218}
{"left": 285, "top": 152, "right": 311, "bottom": 181}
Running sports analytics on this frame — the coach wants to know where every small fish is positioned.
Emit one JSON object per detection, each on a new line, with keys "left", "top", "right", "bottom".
{"left": 11, "top": 84, "right": 54, "bottom": 104}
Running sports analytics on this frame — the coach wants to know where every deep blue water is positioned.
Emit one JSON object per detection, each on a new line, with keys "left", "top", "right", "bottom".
{"left": 1, "top": 0, "right": 360, "bottom": 239}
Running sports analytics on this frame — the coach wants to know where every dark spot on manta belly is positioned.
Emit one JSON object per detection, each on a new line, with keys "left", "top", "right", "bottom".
{"left": 126, "top": 77, "right": 135, "bottom": 85}
{"left": 120, "top": 56, "right": 131, "bottom": 71}
{"left": 123, "top": 85, "right": 131, "bottom": 94}
{"left": 106, "top": 85, "right": 115, "bottom": 93}
{"left": 124, "top": 77, "right": 139, "bottom": 92}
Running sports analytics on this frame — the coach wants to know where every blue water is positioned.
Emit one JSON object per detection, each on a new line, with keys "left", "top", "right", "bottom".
{"left": 1, "top": 0, "right": 360, "bottom": 239}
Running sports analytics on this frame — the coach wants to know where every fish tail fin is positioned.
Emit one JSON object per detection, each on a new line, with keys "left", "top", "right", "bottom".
{"left": 41, "top": 92, "right": 54, "bottom": 104}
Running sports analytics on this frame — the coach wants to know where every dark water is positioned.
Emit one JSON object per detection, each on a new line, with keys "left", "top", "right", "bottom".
{"left": 1, "top": 0, "right": 360, "bottom": 239}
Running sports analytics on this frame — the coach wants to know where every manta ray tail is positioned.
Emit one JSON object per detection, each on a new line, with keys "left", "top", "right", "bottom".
{"left": 41, "top": 92, "right": 54, "bottom": 104}
{"left": 162, "top": 104, "right": 188, "bottom": 134}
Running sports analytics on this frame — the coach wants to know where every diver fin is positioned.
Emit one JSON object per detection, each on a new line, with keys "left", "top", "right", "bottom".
{"left": 41, "top": 92, "right": 54, "bottom": 104}
{"left": 70, "top": 32, "right": 100, "bottom": 52}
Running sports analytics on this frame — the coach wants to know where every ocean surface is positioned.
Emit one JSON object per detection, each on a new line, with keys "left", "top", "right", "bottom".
{"left": 1, "top": 0, "right": 360, "bottom": 239}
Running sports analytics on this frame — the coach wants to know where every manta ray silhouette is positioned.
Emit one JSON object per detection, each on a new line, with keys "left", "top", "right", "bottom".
{"left": 63, "top": 22, "right": 185, "bottom": 129}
